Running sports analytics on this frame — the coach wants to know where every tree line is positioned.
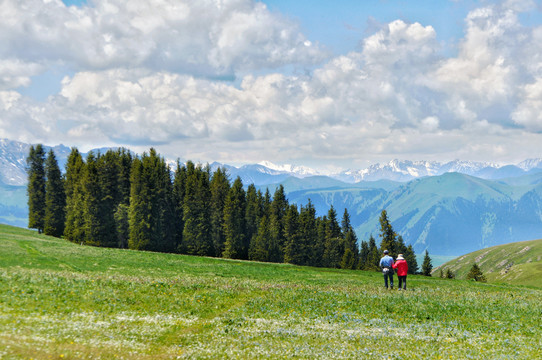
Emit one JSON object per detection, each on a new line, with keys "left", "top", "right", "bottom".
{"left": 27, "top": 145, "right": 422, "bottom": 273}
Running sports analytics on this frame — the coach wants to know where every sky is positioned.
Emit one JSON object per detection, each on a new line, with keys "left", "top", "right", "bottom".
{"left": 1, "top": 0, "right": 542, "bottom": 172}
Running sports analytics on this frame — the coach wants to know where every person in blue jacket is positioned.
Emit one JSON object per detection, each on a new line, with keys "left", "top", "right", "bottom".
{"left": 379, "top": 250, "right": 395, "bottom": 289}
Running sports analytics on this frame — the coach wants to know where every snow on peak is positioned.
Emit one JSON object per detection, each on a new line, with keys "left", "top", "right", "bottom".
{"left": 257, "top": 161, "right": 320, "bottom": 176}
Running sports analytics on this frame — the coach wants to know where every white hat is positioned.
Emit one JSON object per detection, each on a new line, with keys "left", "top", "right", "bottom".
{"left": 396, "top": 254, "right": 404, "bottom": 260}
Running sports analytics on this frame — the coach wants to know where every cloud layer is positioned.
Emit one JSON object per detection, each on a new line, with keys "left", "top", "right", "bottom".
{"left": 1, "top": 0, "right": 542, "bottom": 170}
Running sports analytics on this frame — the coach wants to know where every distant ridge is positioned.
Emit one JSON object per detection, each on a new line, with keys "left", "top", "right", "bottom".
{"left": 436, "top": 238, "right": 542, "bottom": 287}
{"left": 2, "top": 138, "right": 542, "bottom": 186}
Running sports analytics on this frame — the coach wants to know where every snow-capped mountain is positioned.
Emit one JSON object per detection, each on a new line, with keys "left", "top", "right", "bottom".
{"left": 335, "top": 160, "right": 443, "bottom": 182}
{"left": 0, "top": 139, "right": 71, "bottom": 186}
{"left": 257, "top": 161, "right": 321, "bottom": 177}
{"left": 2, "top": 138, "right": 542, "bottom": 187}
{"left": 517, "top": 158, "right": 542, "bottom": 171}
{"left": 333, "top": 159, "right": 542, "bottom": 183}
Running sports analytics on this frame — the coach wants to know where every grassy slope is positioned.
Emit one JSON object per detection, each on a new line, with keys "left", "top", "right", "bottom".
{"left": 1, "top": 224, "right": 541, "bottom": 359}
{"left": 436, "top": 238, "right": 542, "bottom": 287}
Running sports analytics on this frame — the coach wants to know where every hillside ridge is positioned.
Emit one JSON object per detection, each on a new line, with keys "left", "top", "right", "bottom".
{"left": 436, "top": 238, "right": 542, "bottom": 287}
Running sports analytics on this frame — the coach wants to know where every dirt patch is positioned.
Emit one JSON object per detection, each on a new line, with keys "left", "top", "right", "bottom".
{"left": 518, "top": 246, "right": 531, "bottom": 254}
{"left": 475, "top": 250, "right": 490, "bottom": 263}
{"left": 499, "top": 262, "right": 513, "bottom": 275}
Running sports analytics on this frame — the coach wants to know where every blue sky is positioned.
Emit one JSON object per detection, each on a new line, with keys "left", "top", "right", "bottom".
{"left": 2, "top": 0, "right": 542, "bottom": 172}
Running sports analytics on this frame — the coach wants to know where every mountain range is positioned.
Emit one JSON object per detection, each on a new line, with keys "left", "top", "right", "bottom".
{"left": 2, "top": 138, "right": 542, "bottom": 257}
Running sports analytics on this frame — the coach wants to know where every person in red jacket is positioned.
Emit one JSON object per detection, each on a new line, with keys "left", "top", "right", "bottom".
{"left": 392, "top": 254, "right": 408, "bottom": 290}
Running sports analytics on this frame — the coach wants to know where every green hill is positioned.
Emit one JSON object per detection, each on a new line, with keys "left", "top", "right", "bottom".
{"left": 436, "top": 238, "right": 542, "bottom": 287}
{"left": 1, "top": 224, "right": 541, "bottom": 359}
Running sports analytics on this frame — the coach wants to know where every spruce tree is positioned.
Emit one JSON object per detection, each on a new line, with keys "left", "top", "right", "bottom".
{"left": 341, "top": 208, "right": 358, "bottom": 269}
{"left": 299, "top": 200, "right": 318, "bottom": 266}
{"left": 27, "top": 144, "right": 46, "bottom": 233}
{"left": 223, "top": 177, "right": 247, "bottom": 259}
{"left": 342, "top": 230, "right": 358, "bottom": 269}
{"left": 82, "top": 152, "right": 105, "bottom": 246}
{"left": 95, "top": 150, "right": 121, "bottom": 247}
{"left": 283, "top": 204, "right": 301, "bottom": 265}
{"left": 114, "top": 148, "right": 132, "bottom": 248}
{"left": 379, "top": 210, "right": 397, "bottom": 256}
{"left": 366, "top": 235, "right": 380, "bottom": 271}
{"left": 312, "top": 216, "right": 327, "bottom": 267}
{"left": 466, "top": 263, "right": 486, "bottom": 282}
{"left": 269, "top": 185, "right": 288, "bottom": 262}
{"left": 129, "top": 149, "right": 176, "bottom": 252}
{"left": 210, "top": 167, "right": 230, "bottom": 257}
{"left": 182, "top": 162, "right": 212, "bottom": 256}
{"left": 128, "top": 156, "right": 151, "bottom": 250}
{"left": 116, "top": 148, "right": 133, "bottom": 205}
{"left": 64, "top": 148, "right": 86, "bottom": 243}
{"left": 404, "top": 244, "right": 418, "bottom": 274}
{"left": 114, "top": 203, "right": 130, "bottom": 248}
{"left": 44, "top": 149, "right": 65, "bottom": 237}
{"left": 173, "top": 161, "right": 187, "bottom": 251}
{"left": 421, "top": 250, "right": 433, "bottom": 276}
{"left": 323, "top": 206, "right": 342, "bottom": 268}
{"left": 358, "top": 240, "right": 369, "bottom": 270}
{"left": 151, "top": 151, "right": 176, "bottom": 253}
{"left": 249, "top": 215, "right": 270, "bottom": 262}
{"left": 397, "top": 235, "right": 408, "bottom": 254}
{"left": 245, "top": 184, "right": 262, "bottom": 255}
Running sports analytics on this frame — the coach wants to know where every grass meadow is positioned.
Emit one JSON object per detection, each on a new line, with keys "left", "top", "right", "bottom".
{"left": 1, "top": 224, "right": 541, "bottom": 359}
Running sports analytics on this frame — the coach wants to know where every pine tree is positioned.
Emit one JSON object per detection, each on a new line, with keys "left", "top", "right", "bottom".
{"left": 312, "top": 216, "right": 327, "bottom": 267}
{"left": 27, "top": 144, "right": 46, "bottom": 233}
{"left": 404, "top": 244, "right": 418, "bottom": 274}
{"left": 366, "top": 235, "right": 380, "bottom": 271}
{"left": 342, "top": 231, "right": 358, "bottom": 269}
{"left": 114, "top": 203, "right": 130, "bottom": 248}
{"left": 379, "top": 210, "right": 397, "bottom": 256}
{"left": 114, "top": 148, "right": 132, "bottom": 248}
{"left": 397, "top": 235, "right": 407, "bottom": 254}
{"left": 95, "top": 150, "right": 121, "bottom": 247}
{"left": 323, "top": 206, "right": 342, "bottom": 268}
{"left": 269, "top": 185, "right": 288, "bottom": 262}
{"left": 245, "top": 184, "right": 262, "bottom": 255}
{"left": 283, "top": 204, "right": 301, "bottom": 265}
{"left": 116, "top": 148, "right": 133, "bottom": 205}
{"left": 173, "top": 161, "right": 187, "bottom": 251}
{"left": 150, "top": 151, "right": 176, "bottom": 253}
{"left": 223, "top": 177, "right": 246, "bottom": 259}
{"left": 421, "top": 250, "right": 433, "bottom": 276}
{"left": 82, "top": 152, "right": 105, "bottom": 247}
{"left": 182, "top": 162, "right": 212, "bottom": 256}
{"left": 210, "top": 167, "right": 230, "bottom": 257}
{"left": 64, "top": 148, "right": 86, "bottom": 243}
{"left": 44, "top": 149, "right": 65, "bottom": 237}
{"left": 466, "top": 263, "right": 486, "bottom": 282}
{"left": 128, "top": 156, "right": 151, "bottom": 250}
{"left": 446, "top": 268, "right": 455, "bottom": 279}
{"left": 249, "top": 215, "right": 270, "bottom": 262}
{"left": 299, "top": 200, "right": 318, "bottom": 266}
{"left": 358, "top": 240, "right": 369, "bottom": 270}
{"left": 129, "top": 149, "right": 176, "bottom": 252}
{"left": 341, "top": 208, "right": 358, "bottom": 269}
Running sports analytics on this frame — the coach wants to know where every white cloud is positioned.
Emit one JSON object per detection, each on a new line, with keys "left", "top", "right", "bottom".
{"left": 511, "top": 78, "right": 542, "bottom": 131}
{"left": 1, "top": 0, "right": 542, "bottom": 169}
{"left": 0, "top": 60, "right": 44, "bottom": 90}
{"left": 0, "top": 0, "right": 326, "bottom": 78}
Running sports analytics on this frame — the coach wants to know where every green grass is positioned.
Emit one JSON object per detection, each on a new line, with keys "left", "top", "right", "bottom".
{"left": 436, "top": 238, "right": 542, "bottom": 287}
{"left": 1, "top": 224, "right": 541, "bottom": 359}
